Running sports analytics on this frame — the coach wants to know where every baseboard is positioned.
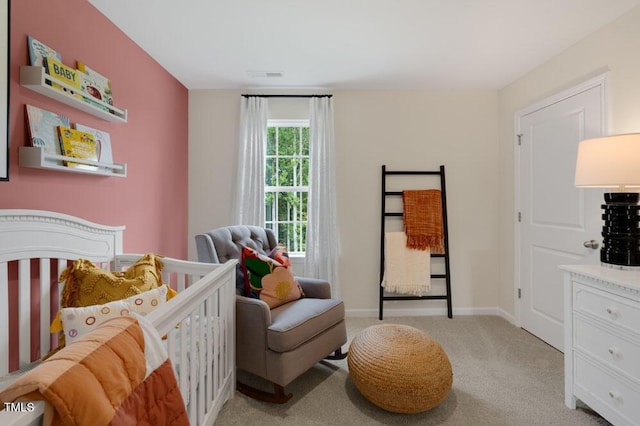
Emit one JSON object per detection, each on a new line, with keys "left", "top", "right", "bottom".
{"left": 346, "top": 306, "right": 517, "bottom": 326}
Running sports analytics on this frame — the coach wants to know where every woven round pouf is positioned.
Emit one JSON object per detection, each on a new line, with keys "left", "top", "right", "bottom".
{"left": 347, "top": 324, "right": 452, "bottom": 414}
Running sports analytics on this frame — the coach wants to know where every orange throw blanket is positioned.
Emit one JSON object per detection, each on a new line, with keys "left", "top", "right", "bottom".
{"left": 0, "top": 316, "right": 188, "bottom": 426}
{"left": 402, "top": 189, "right": 445, "bottom": 253}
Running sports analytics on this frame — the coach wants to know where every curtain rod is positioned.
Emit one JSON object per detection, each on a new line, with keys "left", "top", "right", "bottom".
{"left": 241, "top": 94, "right": 332, "bottom": 98}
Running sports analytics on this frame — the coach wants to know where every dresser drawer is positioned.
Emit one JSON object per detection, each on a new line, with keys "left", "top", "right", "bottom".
{"left": 574, "top": 283, "right": 640, "bottom": 332}
{"left": 575, "top": 318, "right": 640, "bottom": 381}
{"left": 574, "top": 355, "right": 640, "bottom": 425}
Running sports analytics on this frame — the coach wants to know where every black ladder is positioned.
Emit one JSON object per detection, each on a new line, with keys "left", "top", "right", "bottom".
{"left": 379, "top": 165, "right": 452, "bottom": 320}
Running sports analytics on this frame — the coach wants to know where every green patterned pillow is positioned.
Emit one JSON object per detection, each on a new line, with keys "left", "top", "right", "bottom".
{"left": 241, "top": 246, "right": 283, "bottom": 296}
{"left": 240, "top": 246, "right": 303, "bottom": 307}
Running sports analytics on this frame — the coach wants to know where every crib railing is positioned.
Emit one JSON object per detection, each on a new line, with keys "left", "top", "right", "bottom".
{"left": 144, "top": 258, "right": 237, "bottom": 425}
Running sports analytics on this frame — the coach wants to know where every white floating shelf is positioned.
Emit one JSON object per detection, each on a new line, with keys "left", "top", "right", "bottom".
{"left": 19, "top": 146, "right": 127, "bottom": 177}
{"left": 20, "top": 66, "right": 127, "bottom": 123}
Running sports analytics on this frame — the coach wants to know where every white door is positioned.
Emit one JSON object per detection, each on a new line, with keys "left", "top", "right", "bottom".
{"left": 516, "top": 74, "right": 608, "bottom": 352}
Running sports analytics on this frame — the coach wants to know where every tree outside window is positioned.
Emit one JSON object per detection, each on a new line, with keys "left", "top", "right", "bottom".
{"left": 265, "top": 120, "right": 309, "bottom": 254}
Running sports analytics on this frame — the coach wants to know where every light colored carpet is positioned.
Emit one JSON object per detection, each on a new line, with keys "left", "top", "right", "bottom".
{"left": 214, "top": 315, "right": 611, "bottom": 425}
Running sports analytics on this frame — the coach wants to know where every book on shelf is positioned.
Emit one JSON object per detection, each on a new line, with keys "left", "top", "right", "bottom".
{"left": 73, "top": 123, "right": 113, "bottom": 166}
{"left": 56, "top": 125, "right": 99, "bottom": 171}
{"left": 27, "top": 36, "right": 63, "bottom": 90}
{"left": 27, "top": 35, "right": 61, "bottom": 67}
{"left": 77, "top": 61, "right": 113, "bottom": 112}
{"left": 43, "top": 57, "right": 81, "bottom": 98}
{"left": 25, "top": 104, "right": 70, "bottom": 156}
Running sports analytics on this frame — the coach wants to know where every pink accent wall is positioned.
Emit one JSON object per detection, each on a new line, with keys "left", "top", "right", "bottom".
{"left": 2, "top": 0, "right": 188, "bottom": 258}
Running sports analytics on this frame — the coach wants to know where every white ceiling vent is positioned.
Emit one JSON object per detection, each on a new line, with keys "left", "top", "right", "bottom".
{"left": 247, "top": 71, "right": 284, "bottom": 78}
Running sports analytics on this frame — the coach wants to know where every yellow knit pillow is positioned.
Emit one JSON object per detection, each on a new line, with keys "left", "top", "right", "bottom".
{"left": 45, "top": 254, "right": 176, "bottom": 358}
{"left": 60, "top": 253, "right": 169, "bottom": 308}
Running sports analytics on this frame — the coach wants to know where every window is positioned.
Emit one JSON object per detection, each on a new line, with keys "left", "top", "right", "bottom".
{"left": 265, "top": 120, "right": 309, "bottom": 254}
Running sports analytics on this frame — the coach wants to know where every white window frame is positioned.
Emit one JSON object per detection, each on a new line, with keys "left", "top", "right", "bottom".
{"left": 265, "top": 119, "right": 310, "bottom": 255}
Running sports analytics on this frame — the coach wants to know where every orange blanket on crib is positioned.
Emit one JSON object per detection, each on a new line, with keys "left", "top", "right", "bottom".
{"left": 402, "top": 189, "right": 444, "bottom": 253}
{"left": 0, "top": 316, "right": 188, "bottom": 426}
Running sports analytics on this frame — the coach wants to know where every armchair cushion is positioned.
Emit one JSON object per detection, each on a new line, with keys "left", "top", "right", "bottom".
{"left": 267, "top": 298, "right": 345, "bottom": 353}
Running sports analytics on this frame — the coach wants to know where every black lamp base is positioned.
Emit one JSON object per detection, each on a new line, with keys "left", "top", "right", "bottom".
{"left": 601, "top": 192, "right": 640, "bottom": 266}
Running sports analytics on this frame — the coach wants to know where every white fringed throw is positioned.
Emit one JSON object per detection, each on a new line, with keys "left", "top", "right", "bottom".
{"left": 381, "top": 232, "right": 431, "bottom": 296}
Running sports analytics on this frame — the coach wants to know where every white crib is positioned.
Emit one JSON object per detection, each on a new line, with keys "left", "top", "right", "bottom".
{"left": 0, "top": 209, "right": 236, "bottom": 425}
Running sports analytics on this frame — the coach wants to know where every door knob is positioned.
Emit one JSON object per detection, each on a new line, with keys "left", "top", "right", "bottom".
{"left": 584, "top": 240, "right": 599, "bottom": 249}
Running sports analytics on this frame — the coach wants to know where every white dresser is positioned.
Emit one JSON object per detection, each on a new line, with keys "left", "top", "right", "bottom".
{"left": 561, "top": 264, "right": 640, "bottom": 426}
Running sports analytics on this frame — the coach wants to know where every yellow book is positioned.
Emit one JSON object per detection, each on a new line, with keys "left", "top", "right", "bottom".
{"left": 43, "top": 57, "right": 81, "bottom": 98}
{"left": 57, "top": 126, "right": 98, "bottom": 170}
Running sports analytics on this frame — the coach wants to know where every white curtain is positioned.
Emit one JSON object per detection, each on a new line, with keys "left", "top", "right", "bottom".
{"left": 305, "top": 97, "right": 341, "bottom": 297}
{"left": 232, "top": 96, "right": 269, "bottom": 225}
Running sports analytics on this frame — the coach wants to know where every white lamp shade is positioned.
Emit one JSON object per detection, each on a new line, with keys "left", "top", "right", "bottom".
{"left": 575, "top": 133, "right": 640, "bottom": 189}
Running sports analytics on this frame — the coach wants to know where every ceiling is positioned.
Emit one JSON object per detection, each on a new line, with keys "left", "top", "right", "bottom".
{"left": 88, "top": 0, "right": 640, "bottom": 91}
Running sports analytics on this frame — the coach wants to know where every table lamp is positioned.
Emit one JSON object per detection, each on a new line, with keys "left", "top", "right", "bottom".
{"left": 575, "top": 133, "right": 640, "bottom": 266}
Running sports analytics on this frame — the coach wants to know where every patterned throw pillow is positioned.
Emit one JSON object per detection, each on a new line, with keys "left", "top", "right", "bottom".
{"left": 240, "top": 246, "right": 303, "bottom": 308}
{"left": 58, "top": 285, "right": 169, "bottom": 344}
{"left": 60, "top": 300, "right": 131, "bottom": 345}
{"left": 259, "top": 266, "right": 303, "bottom": 309}
{"left": 241, "top": 246, "right": 283, "bottom": 296}
{"left": 268, "top": 246, "right": 291, "bottom": 268}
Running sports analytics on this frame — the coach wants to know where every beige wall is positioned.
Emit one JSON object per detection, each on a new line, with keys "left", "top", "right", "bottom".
{"left": 335, "top": 91, "right": 500, "bottom": 315}
{"left": 189, "top": 90, "right": 501, "bottom": 316}
{"left": 497, "top": 6, "right": 640, "bottom": 318}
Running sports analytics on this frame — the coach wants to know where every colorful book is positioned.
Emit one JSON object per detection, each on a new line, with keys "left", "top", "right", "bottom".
{"left": 43, "top": 57, "right": 81, "bottom": 98}
{"left": 27, "top": 35, "right": 61, "bottom": 67}
{"left": 57, "top": 126, "right": 98, "bottom": 171}
{"left": 77, "top": 62, "right": 113, "bottom": 111}
{"left": 24, "top": 104, "right": 69, "bottom": 156}
{"left": 74, "top": 124, "right": 113, "bottom": 166}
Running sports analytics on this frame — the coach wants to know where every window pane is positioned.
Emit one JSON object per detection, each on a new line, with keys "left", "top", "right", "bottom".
{"left": 265, "top": 192, "right": 274, "bottom": 221}
{"left": 299, "top": 192, "right": 308, "bottom": 221}
{"left": 277, "top": 192, "right": 296, "bottom": 221}
{"left": 297, "top": 222, "right": 306, "bottom": 252}
{"left": 267, "top": 127, "right": 276, "bottom": 155}
{"left": 278, "top": 127, "right": 297, "bottom": 155}
{"left": 265, "top": 157, "right": 276, "bottom": 186}
{"left": 301, "top": 158, "right": 309, "bottom": 186}
{"left": 279, "top": 158, "right": 295, "bottom": 186}
{"left": 301, "top": 127, "right": 309, "bottom": 155}
{"left": 291, "top": 158, "right": 300, "bottom": 187}
{"left": 277, "top": 224, "right": 291, "bottom": 250}
{"left": 296, "top": 192, "right": 307, "bottom": 222}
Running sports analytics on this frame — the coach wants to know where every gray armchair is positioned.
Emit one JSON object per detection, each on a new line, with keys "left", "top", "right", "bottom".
{"left": 195, "top": 225, "right": 347, "bottom": 403}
